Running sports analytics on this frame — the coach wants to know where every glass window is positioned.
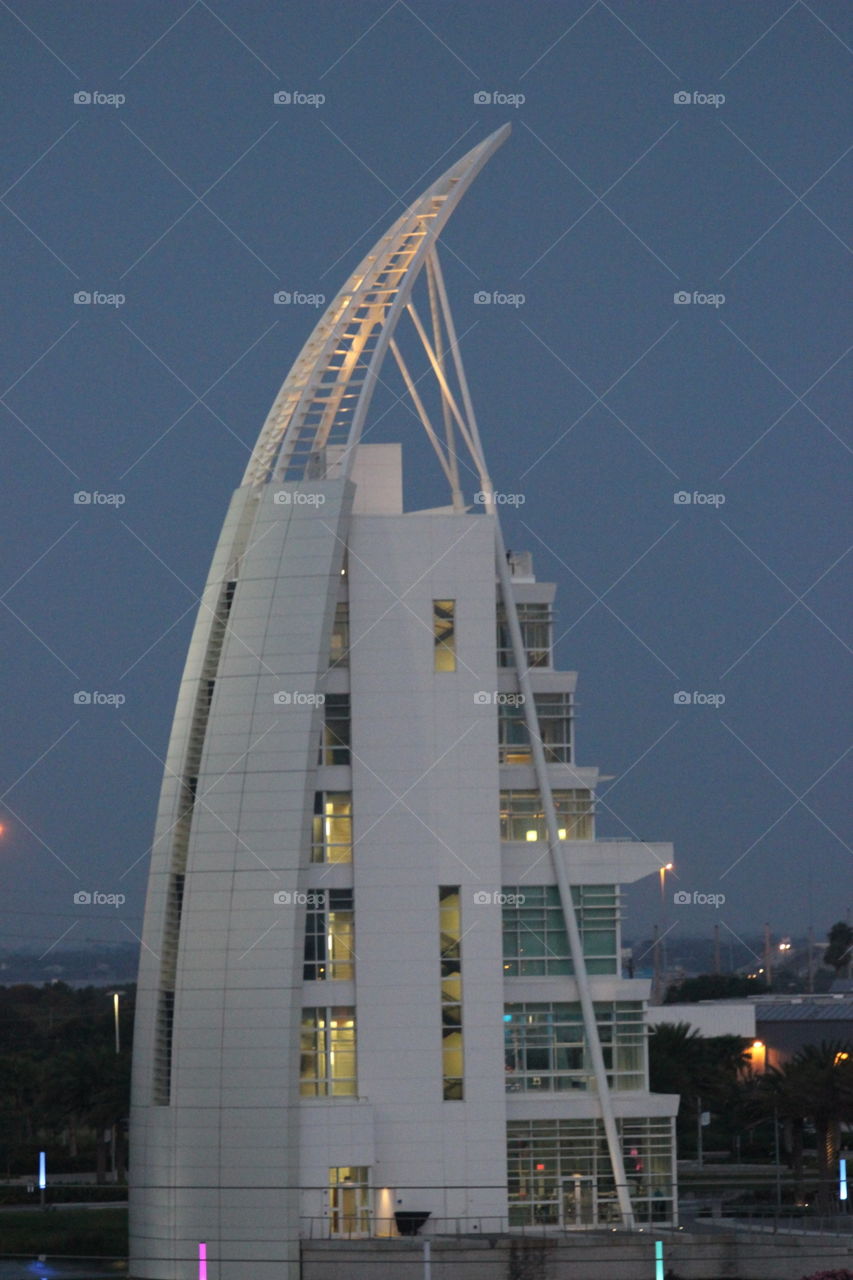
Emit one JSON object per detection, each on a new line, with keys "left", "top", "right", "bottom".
{"left": 502, "top": 884, "right": 619, "bottom": 976}
{"left": 319, "top": 694, "right": 350, "bottom": 765}
{"left": 329, "top": 602, "right": 349, "bottom": 667}
{"left": 504, "top": 1002, "right": 645, "bottom": 1093}
{"left": 498, "top": 694, "right": 573, "bottom": 764}
{"left": 507, "top": 1117, "right": 674, "bottom": 1227}
{"left": 311, "top": 792, "right": 352, "bottom": 864}
{"left": 497, "top": 602, "right": 552, "bottom": 668}
{"left": 300, "top": 1007, "right": 356, "bottom": 1096}
{"left": 439, "top": 886, "right": 463, "bottom": 1099}
{"left": 499, "top": 789, "right": 593, "bottom": 841}
{"left": 433, "top": 600, "right": 456, "bottom": 672}
{"left": 303, "top": 889, "right": 355, "bottom": 981}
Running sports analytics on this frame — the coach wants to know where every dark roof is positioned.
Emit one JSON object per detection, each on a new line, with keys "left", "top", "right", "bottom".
{"left": 756, "top": 1000, "right": 853, "bottom": 1023}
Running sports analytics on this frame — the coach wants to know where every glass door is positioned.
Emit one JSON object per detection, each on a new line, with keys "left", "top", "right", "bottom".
{"left": 561, "top": 1174, "right": 598, "bottom": 1228}
{"left": 329, "top": 1166, "right": 371, "bottom": 1237}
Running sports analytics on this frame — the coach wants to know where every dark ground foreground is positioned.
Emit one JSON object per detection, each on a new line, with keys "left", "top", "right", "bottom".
{"left": 2, "top": 1213, "right": 853, "bottom": 1280}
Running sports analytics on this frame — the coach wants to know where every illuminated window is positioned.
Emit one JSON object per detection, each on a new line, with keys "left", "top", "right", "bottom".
{"left": 497, "top": 602, "right": 552, "bottom": 668}
{"left": 499, "top": 790, "right": 593, "bottom": 841}
{"left": 329, "top": 602, "right": 349, "bottom": 667}
{"left": 502, "top": 884, "right": 619, "bottom": 976}
{"left": 319, "top": 694, "right": 350, "bottom": 765}
{"left": 507, "top": 1117, "right": 674, "bottom": 1227}
{"left": 300, "top": 1007, "right": 356, "bottom": 1096}
{"left": 433, "top": 600, "right": 456, "bottom": 672}
{"left": 304, "top": 889, "right": 355, "bottom": 981}
{"left": 311, "top": 792, "right": 352, "bottom": 864}
{"left": 439, "top": 886, "right": 463, "bottom": 1099}
{"left": 498, "top": 694, "right": 573, "bottom": 764}
{"left": 328, "top": 1166, "right": 370, "bottom": 1237}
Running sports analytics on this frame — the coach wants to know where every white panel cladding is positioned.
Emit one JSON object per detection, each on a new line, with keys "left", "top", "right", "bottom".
{"left": 132, "top": 487, "right": 258, "bottom": 1109}
{"left": 331, "top": 511, "right": 509, "bottom": 1226}
{"left": 130, "top": 479, "right": 352, "bottom": 1279}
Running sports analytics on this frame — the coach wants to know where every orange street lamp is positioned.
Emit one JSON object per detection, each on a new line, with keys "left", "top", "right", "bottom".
{"left": 659, "top": 862, "right": 674, "bottom": 899}
{"left": 751, "top": 1040, "right": 766, "bottom": 1072}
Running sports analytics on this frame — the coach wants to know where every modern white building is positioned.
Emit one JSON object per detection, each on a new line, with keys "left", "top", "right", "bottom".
{"left": 129, "top": 125, "right": 679, "bottom": 1280}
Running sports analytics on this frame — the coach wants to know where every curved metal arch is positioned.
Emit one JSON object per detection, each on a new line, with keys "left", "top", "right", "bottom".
{"left": 242, "top": 124, "right": 511, "bottom": 489}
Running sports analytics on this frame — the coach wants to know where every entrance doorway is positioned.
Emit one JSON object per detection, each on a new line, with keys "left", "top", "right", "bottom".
{"left": 561, "top": 1174, "right": 598, "bottom": 1228}
{"left": 329, "top": 1166, "right": 370, "bottom": 1237}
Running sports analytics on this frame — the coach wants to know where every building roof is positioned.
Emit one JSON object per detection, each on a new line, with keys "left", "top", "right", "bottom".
{"left": 755, "top": 1000, "right": 853, "bottom": 1022}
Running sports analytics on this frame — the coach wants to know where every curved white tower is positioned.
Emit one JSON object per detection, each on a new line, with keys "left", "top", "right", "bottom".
{"left": 130, "top": 125, "right": 678, "bottom": 1280}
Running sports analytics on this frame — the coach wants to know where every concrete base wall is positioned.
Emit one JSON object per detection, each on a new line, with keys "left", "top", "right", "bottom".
{"left": 299, "top": 1231, "right": 853, "bottom": 1280}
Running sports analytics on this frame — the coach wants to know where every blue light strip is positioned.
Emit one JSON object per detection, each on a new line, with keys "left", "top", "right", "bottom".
{"left": 841, "top": 1157, "right": 847, "bottom": 1202}
{"left": 655, "top": 1239, "right": 664, "bottom": 1280}
{"left": 38, "top": 1151, "right": 46, "bottom": 1190}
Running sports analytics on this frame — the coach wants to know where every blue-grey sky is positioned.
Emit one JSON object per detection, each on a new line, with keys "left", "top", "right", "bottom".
{"left": 1, "top": 1, "right": 850, "bottom": 965}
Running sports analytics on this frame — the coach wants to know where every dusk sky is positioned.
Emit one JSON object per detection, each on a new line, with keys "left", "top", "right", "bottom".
{"left": 1, "top": 1, "right": 850, "bottom": 968}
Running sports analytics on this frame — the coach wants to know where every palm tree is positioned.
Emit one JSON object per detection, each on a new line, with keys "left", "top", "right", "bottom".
{"left": 648, "top": 1023, "right": 751, "bottom": 1155}
{"left": 763, "top": 1040, "right": 853, "bottom": 1211}
{"left": 824, "top": 922, "right": 853, "bottom": 980}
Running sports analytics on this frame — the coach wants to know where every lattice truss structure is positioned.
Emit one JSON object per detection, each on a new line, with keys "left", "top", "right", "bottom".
{"left": 244, "top": 127, "right": 511, "bottom": 503}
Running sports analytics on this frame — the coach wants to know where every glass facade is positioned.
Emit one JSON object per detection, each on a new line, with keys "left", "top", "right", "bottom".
{"left": 499, "top": 789, "right": 593, "bottom": 841}
{"left": 300, "top": 1007, "right": 356, "bottom": 1096}
{"left": 498, "top": 693, "right": 573, "bottom": 764}
{"left": 311, "top": 792, "right": 352, "bottom": 863}
{"left": 303, "top": 889, "right": 355, "bottom": 981}
{"left": 319, "top": 694, "right": 351, "bottom": 765}
{"left": 504, "top": 1002, "right": 645, "bottom": 1093}
{"left": 502, "top": 884, "right": 619, "bottom": 976}
{"left": 507, "top": 1117, "right": 674, "bottom": 1227}
{"left": 497, "top": 602, "right": 552, "bottom": 668}
{"left": 329, "top": 601, "right": 349, "bottom": 667}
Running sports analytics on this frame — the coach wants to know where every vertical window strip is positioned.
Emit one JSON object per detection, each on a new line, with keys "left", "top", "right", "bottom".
{"left": 439, "top": 886, "right": 463, "bottom": 1099}
{"left": 433, "top": 600, "right": 456, "bottom": 671}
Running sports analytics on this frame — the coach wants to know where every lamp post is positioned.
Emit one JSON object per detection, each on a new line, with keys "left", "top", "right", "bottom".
{"left": 109, "top": 991, "right": 125, "bottom": 1183}
{"left": 658, "top": 862, "right": 673, "bottom": 901}
{"left": 110, "top": 990, "right": 125, "bottom": 1055}
{"left": 773, "top": 1105, "right": 782, "bottom": 1211}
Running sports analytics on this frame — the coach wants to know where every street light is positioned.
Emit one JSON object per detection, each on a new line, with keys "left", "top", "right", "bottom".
{"left": 658, "top": 863, "right": 673, "bottom": 900}
{"left": 110, "top": 990, "right": 125, "bottom": 1054}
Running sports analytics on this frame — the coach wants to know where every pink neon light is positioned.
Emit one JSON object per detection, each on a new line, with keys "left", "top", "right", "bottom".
{"left": 198, "top": 1242, "right": 207, "bottom": 1280}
